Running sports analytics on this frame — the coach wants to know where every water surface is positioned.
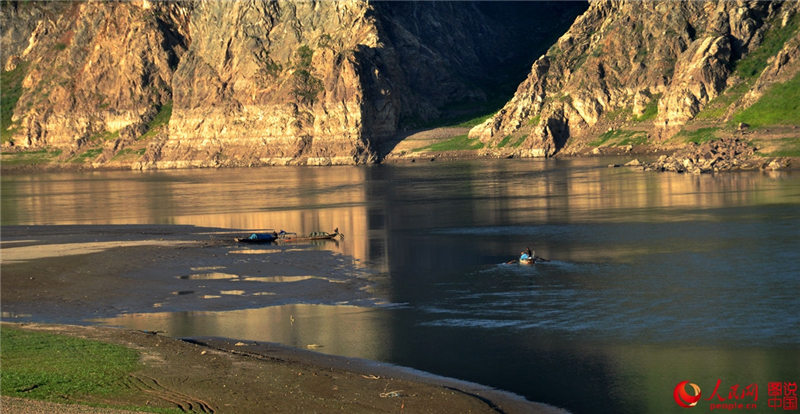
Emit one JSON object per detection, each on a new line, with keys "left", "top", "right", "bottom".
{"left": 3, "top": 159, "right": 799, "bottom": 413}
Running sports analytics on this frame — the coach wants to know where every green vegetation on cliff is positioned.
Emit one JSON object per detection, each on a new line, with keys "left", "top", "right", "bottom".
{"left": 633, "top": 94, "right": 661, "bottom": 122}
{"left": 1, "top": 62, "right": 28, "bottom": 144}
{"left": 140, "top": 101, "right": 172, "bottom": 141}
{"left": 0, "top": 148, "right": 62, "bottom": 167}
{"left": 674, "top": 127, "right": 721, "bottom": 144}
{"left": 590, "top": 129, "right": 648, "bottom": 146}
{"left": 292, "top": 45, "right": 323, "bottom": 105}
{"left": 733, "top": 72, "right": 800, "bottom": 127}
{"left": 416, "top": 134, "right": 485, "bottom": 152}
{"left": 735, "top": 13, "right": 799, "bottom": 79}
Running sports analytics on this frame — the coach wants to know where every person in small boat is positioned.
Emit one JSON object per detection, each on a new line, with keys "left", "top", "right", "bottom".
{"left": 520, "top": 247, "right": 534, "bottom": 261}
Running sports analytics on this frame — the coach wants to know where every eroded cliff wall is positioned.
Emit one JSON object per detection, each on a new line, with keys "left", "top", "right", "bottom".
{"left": 1, "top": 0, "right": 583, "bottom": 168}
{"left": 470, "top": 0, "right": 800, "bottom": 157}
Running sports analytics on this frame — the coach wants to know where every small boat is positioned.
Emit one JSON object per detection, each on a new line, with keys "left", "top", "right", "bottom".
{"left": 235, "top": 233, "right": 278, "bottom": 243}
{"left": 277, "top": 229, "right": 344, "bottom": 242}
{"left": 507, "top": 256, "right": 549, "bottom": 265}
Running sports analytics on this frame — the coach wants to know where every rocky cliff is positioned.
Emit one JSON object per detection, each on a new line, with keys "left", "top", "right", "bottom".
{"left": 1, "top": 0, "right": 583, "bottom": 168}
{"left": 470, "top": 0, "right": 800, "bottom": 158}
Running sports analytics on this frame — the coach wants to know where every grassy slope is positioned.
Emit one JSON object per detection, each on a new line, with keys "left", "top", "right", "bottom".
{"left": 1, "top": 327, "right": 136, "bottom": 400}
{"left": 0, "top": 326, "right": 180, "bottom": 413}
{"left": 733, "top": 72, "right": 800, "bottom": 127}
{"left": 415, "top": 134, "right": 485, "bottom": 152}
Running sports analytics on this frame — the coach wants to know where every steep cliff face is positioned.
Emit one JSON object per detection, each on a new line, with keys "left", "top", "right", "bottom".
{"left": 1, "top": 1, "right": 187, "bottom": 152}
{"left": 155, "top": 0, "right": 378, "bottom": 168}
{"left": 470, "top": 0, "right": 800, "bottom": 157}
{"left": 1, "top": 0, "right": 583, "bottom": 168}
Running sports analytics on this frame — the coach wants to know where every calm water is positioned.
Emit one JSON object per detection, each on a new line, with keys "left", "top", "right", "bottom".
{"left": 3, "top": 158, "right": 799, "bottom": 413}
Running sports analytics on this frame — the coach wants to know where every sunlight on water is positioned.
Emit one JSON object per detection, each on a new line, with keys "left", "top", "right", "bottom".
{"left": 4, "top": 159, "right": 800, "bottom": 414}
{"left": 97, "top": 304, "right": 391, "bottom": 361}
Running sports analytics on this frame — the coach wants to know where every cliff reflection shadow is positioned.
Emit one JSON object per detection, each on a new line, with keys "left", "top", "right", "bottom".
{"left": 97, "top": 304, "right": 391, "bottom": 362}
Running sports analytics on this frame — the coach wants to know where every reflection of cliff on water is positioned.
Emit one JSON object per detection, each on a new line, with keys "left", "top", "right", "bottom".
{"left": 0, "top": 167, "right": 386, "bottom": 269}
{"left": 2, "top": 160, "right": 797, "bottom": 277}
{"left": 98, "top": 304, "right": 390, "bottom": 362}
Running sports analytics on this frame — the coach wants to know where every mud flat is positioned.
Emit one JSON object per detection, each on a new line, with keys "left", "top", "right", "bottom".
{"left": 0, "top": 225, "right": 565, "bottom": 413}
{"left": 0, "top": 225, "right": 381, "bottom": 322}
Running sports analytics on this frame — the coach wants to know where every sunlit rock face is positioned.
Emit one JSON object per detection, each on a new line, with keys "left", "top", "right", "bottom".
{"left": 470, "top": 0, "right": 800, "bottom": 157}
{"left": 1, "top": 1, "right": 583, "bottom": 167}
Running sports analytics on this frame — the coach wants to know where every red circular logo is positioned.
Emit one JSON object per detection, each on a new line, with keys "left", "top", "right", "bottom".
{"left": 674, "top": 381, "right": 702, "bottom": 408}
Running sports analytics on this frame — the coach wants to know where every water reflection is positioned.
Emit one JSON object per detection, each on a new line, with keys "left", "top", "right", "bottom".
{"left": 99, "top": 304, "right": 390, "bottom": 361}
{"left": 4, "top": 159, "right": 800, "bottom": 414}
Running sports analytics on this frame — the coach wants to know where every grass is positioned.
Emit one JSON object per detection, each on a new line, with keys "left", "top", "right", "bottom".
{"left": 69, "top": 148, "right": 102, "bottom": 163}
{"left": 414, "top": 134, "right": 484, "bottom": 152}
{"left": 632, "top": 94, "right": 661, "bottom": 122}
{"left": 590, "top": 129, "right": 648, "bottom": 146}
{"left": 735, "top": 13, "right": 799, "bottom": 79}
{"left": 527, "top": 114, "right": 541, "bottom": 126}
{"left": 1, "top": 149, "right": 62, "bottom": 167}
{"left": 674, "top": 127, "right": 721, "bottom": 144}
{"left": 752, "top": 137, "right": 800, "bottom": 157}
{"left": 406, "top": 95, "right": 508, "bottom": 130}
{"left": 1, "top": 327, "right": 181, "bottom": 413}
{"left": 496, "top": 135, "right": 514, "bottom": 148}
{"left": 605, "top": 106, "right": 632, "bottom": 122}
{"left": 139, "top": 101, "right": 172, "bottom": 141}
{"left": 0, "top": 326, "right": 138, "bottom": 401}
{"left": 94, "top": 130, "right": 119, "bottom": 142}
{"left": 1, "top": 61, "right": 29, "bottom": 144}
{"left": 695, "top": 81, "right": 751, "bottom": 120}
{"left": 732, "top": 72, "right": 800, "bottom": 128}
{"left": 454, "top": 111, "right": 496, "bottom": 128}
{"left": 110, "top": 147, "right": 146, "bottom": 161}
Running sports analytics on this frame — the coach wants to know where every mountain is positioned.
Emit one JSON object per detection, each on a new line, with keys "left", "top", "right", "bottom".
{"left": 0, "top": 0, "right": 583, "bottom": 168}
{"left": 469, "top": 0, "right": 800, "bottom": 159}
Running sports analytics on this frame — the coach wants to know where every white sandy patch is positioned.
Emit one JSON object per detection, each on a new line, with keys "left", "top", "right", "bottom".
{"left": 190, "top": 266, "right": 226, "bottom": 271}
{"left": 179, "top": 272, "right": 239, "bottom": 280}
{"left": 229, "top": 248, "right": 308, "bottom": 255}
{"left": 0, "top": 240, "right": 195, "bottom": 264}
{"left": 0, "top": 240, "right": 39, "bottom": 247}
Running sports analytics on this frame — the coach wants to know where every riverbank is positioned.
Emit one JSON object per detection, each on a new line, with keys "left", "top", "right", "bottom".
{"left": 3, "top": 129, "right": 796, "bottom": 172}
{"left": 0, "top": 225, "right": 565, "bottom": 413}
{"left": 1, "top": 323, "right": 563, "bottom": 414}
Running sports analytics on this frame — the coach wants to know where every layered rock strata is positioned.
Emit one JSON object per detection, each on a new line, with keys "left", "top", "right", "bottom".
{"left": 1, "top": 0, "right": 583, "bottom": 168}
{"left": 470, "top": 0, "right": 800, "bottom": 157}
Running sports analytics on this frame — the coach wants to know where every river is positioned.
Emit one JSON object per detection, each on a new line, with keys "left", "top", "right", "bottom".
{"left": 2, "top": 158, "right": 799, "bottom": 413}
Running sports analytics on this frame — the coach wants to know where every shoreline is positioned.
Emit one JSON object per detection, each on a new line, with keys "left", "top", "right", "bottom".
{"left": 1, "top": 322, "right": 565, "bottom": 414}
{"left": 0, "top": 224, "right": 566, "bottom": 413}
{"left": 3, "top": 142, "right": 796, "bottom": 173}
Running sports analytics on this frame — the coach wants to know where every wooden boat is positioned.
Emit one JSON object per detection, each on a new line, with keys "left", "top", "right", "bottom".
{"left": 276, "top": 229, "right": 343, "bottom": 242}
{"left": 235, "top": 233, "right": 277, "bottom": 243}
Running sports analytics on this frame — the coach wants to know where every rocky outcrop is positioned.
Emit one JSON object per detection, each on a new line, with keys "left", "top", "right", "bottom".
{"left": 1, "top": 1, "right": 187, "bottom": 151}
{"left": 1, "top": 0, "right": 583, "bottom": 168}
{"left": 638, "top": 138, "right": 789, "bottom": 173}
{"left": 470, "top": 0, "right": 800, "bottom": 157}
